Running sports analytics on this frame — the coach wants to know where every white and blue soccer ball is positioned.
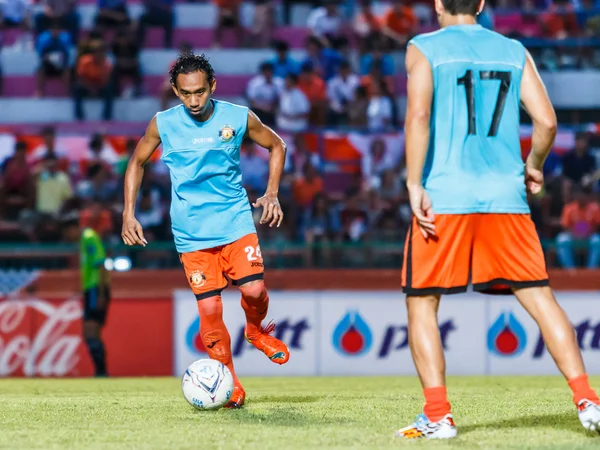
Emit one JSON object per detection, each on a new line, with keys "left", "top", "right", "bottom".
{"left": 181, "top": 359, "right": 234, "bottom": 410}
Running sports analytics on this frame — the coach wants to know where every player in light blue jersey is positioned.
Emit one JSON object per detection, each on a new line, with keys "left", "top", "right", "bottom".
{"left": 122, "top": 52, "right": 290, "bottom": 408}
{"left": 396, "top": 0, "right": 600, "bottom": 440}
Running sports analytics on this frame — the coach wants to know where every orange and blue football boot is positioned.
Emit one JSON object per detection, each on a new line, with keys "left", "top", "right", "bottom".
{"left": 245, "top": 321, "right": 290, "bottom": 365}
{"left": 224, "top": 383, "right": 245, "bottom": 409}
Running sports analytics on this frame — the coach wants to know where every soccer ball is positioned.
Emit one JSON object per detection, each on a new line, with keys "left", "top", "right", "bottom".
{"left": 181, "top": 359, "right": 234, "bottom": 410}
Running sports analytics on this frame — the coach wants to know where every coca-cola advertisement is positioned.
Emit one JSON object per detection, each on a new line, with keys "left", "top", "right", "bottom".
{"left": 0, "top": 295, "right": 173, "bottom": 377}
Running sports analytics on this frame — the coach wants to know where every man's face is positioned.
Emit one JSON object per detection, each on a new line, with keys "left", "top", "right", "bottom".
{"left": 43, "top": 131, "right": 55, "bottom": 147}
{"left": 575, "top": 137, "right": 588, "bottom": 155}
{"left": 172, "top": 71, "right": 216, "bottom": 118}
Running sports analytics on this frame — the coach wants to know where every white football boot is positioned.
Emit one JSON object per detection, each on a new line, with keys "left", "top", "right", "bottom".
{"left": 395, "top": 413, "right": 457, "bottom": 439}
{"left": 578, "top": 399, "right": 600, "bottom": 433}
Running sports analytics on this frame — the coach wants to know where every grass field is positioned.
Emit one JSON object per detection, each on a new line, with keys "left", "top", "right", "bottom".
{"left": 1, "top": 376, "right": 600, "bottom": 450}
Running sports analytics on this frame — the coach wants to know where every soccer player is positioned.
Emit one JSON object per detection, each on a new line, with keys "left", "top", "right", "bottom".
{"left": 64, "top": 217, "right": 111, "bottom": 377}
{"left": 396, "top": 0, "right": 600, "bottom": 439}
{"left": 121, "top": 52, "right": 290, "bottom": 408}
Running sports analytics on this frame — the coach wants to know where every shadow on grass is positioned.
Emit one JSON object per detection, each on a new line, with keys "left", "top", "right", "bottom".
{"left": 460, "top": 412, "right": 584, "bottom": 436}
{"left": 254, "top": 395, "right": 321, "bottom": 404}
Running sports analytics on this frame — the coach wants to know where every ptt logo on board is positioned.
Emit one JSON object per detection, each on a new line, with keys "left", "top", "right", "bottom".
{"left": 332, "top": 311, "right": 373, "bottom": 357}
{"left": 487, "top": 312, "right": 527, "bottom": 357}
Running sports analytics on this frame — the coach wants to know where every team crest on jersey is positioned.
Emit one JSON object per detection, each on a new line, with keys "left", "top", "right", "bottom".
{"left": 219, "top": 125, "right": 236, "bottom": 142}
{"left": 189, "top": 270, "right": 206, "bottom": 288}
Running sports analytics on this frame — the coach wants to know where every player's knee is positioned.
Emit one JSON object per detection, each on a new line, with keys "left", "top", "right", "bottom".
{"left": 239, "top": 280, "right": 267, "bottom": 303}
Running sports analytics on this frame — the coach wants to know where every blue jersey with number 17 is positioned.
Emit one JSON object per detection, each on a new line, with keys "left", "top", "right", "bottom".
{"left": 409, "top": 24, "right": 528, "bottom": 214}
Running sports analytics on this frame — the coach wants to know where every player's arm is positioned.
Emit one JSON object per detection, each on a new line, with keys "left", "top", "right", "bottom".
{"left": 122, "top": 116, "right": 161, "bottom": 246}
{"left": 246, "top": 109, "right": 287, "bottom": 227}
{"left": 404, "top": 44, "right": 436, "bottom": 237}
{"left": 520, "top": 50, "right": 557, "bottom": 194}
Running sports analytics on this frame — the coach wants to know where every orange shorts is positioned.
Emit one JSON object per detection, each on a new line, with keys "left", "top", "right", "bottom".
{"left": 402, "top": 214, "right": 549, "bottom": 295}
{"left": 180, "top": 233, "right": 264, "bottom": 300}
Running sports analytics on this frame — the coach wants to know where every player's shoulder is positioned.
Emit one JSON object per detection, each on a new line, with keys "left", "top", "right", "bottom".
{"left": 214, "top": 99, "right": 249, "bottom": 114}
{"left": 156, "top": 104, "right": 184, "bottom": 119}
{"left": 409, "top": 27, "right": 449, "bottom": 46}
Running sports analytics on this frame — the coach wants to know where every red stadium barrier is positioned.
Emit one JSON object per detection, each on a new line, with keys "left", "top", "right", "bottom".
{"left": 0, "top": 295, "right": 172, "bottom": 377}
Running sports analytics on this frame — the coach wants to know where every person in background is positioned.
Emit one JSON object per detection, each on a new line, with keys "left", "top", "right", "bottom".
{"left": 366, "top": 79, "right": 394, "bottom": 131}
{"left": 246, "top": 62, "right": 281, "bottom": 127}
{"left": 35, "top": 154, "right": 72, "bottom": 216}
{"left": 0, "top": 141, "right": 34, "bottom": 221}
{"left": 240, "top": 142, "right": 269, "bottom": 195}
{"left": 84, "top": 133, "right": 120, "bottom": 168}
{"left": 292, "top": 162, "right": 324, "bottom": 210}
{"left": 76, "top": 163, "right": 116, "bottom": 204}
{"left": 303, "top": 35, "right": 343, "bottom": 81}
{"left": 361, "top": 138, "right": 396, "bottom": 189}
{"left": 298, "top": 61, "right": 327, "bottom": 127}
{"left": 353, "top": 0, "right": 382, "bottom": 51}
{"left": 285, "top": 133, "right": 321, "bottom": 178}
{"left": 327, "top": 60, "right": 360, "bottom": 126}
{"left": 135, "top": 187, "right": 164, "bottom": 241}
{"left": 556, "top": 186, "right": 600, "bottom": 269}
{"left": 306, "top": 0, "right": 344, "bottom": 48}
{"left": 138, "top": 0, "right": 174, "bottom": 49}
{"left": 112, "top": 27, "right": 142, "bottom": 97}
{"left": 270, "top": 40, "right": 299, "bottom": 78}
{"left": 73, "top": 40, "right": 114, "bottom": 121}
{"left": 348, "top": 85, "right": 369, "bottom": 128}
{"left": 380, "top": 0, "right": 418, "bottom": 49}
{"left": 35, "top": 0, "right": 79, "bottom": 44}
{"left": 94, "top": 0, "right": 130, "bottom": 33}
{"left": 63, "top": 215, "right": 111, "bottom": 377}
{"left": 35, "top": 19, "right": 71, "bottom": 98}
{"left": 303, "top": 192, "right": 340, "bottom": 267}
{"left": 249, "top": 0, "right": 274, "bottom": 48}
{"left": 213, "top": 0, "right": 243, "bottom": 48}
{"left": 562, "top": 132, "right": 597, "bottom": 196}
{"left": 28, "top": 126, "right": 68, "bottom": 164}
{"left": 360, "top": 34, "right": 396, "bottom": 81}
{"left": 277, "top": 73, "right": 310, "bottom": 133}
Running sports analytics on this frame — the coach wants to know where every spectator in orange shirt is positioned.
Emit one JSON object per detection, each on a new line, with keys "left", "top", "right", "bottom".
{"left": 556, "top": 187, "right": 600, "bottom": 269}
{"left": 353, "top": 0, "right": 381, "bottom": 51}
{"left": 298, "top": 61, "right": 327, "bottom": 126}
{"left": 80, "top": 200, "right": 114, "bottom": 238}
{"left": 292, "top": 162, "right": 324, "bottom": 209}
{"left": 380, "top": 0, "right": 418, "bottom": 48}
{"left": 213, "top": 0, "right": 243, "bottom": 48}
{"left": 73, "top": 41, "right": 114, "bottom": 121}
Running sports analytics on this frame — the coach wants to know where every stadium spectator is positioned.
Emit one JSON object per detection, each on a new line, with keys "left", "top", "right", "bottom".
{"left": 298, "top": 61, "right": 327, "bottom": 126}
{"left": 112, "top": 27, "right": 142, "bottom": 97}
{"left": 292, "top": 162, "right": 324, "bottom": 210}
{"left": 306, "top": 1, "right": 345, "bottom": 48}
{"left": 366, "top": 79, "right": 394, "bottom": 132}
{"left": 35, "top": 0, "right": 79, "bottom": 44}
{"left": 380, "top": 0, "right": 418, "bottom": 48}
{"left": 79, "top": 200, "right": 114, "bottom": 238}
{"left": 135, "top": 187, "right": 165, "bottom": 241}
{"left": 556, "top": 186, "right": 600, "bottom": 268}
{"left": 84, "top": 133, "right": 120, "bottom": 168}
{"left": 73, "top": 41, "right": 114, "bottom": 121}
{"left": 303, "top": 192, "right": 341, "bottom": 266}
{"left": 303, "top": 35, "right": 344, "bottom": 81}
{"left": 138, "top": 0, "right": 174, "bottom": 49}
{"left": 34, "top": 20, "right": 71, "bottom": 98}
{"left": 361, "top": 138, "right": 396, "bottom": 189}
{"left": 379, "top": 168, "right": 405, "bottom": 205}
{"left": 76, "top": 163, "right": 116, "bottom": 204}
{"left": 353, "top": 0, "right": 382, "bottom": 51}
{"left": 340, "top": 195, "right": 369, "bottom": 243}
{"left": 285, "top": 133, "right": 321, "bottom": 177}
{"left": 213, "top": 0, "right": 243, "bottom": 48}
{"left": 562, "top": 132, "right": 597, "bottom": 193}
{"left": 240, "top": 142, "right": 268, "bottom": 194}
{"left": 246, "top": 62, "right": 281, "bottom": 127}
{"left": 28, "top": 126, "right": 69, "bottom": 172}
{"left": 327, "top": 60, "right": 360, "bottom": 126}
{"left": 360, "top": 34, "right": 396, "bottom": 78}
{"left": 35, "top": 154, "right": 72, "bottom": 216}
{"left": 276, "top": 73, "right": 310, "bottom": 133}
{"left": 249, "top": 0, "right": 275, "bottom": 48}
{"left": 0, "top": 0, "right": 33, "bottom": 50}
{"left": 94, "top": 0, "right": 130, "bottom": 33}
{"left": 0, "top": 141, "right": 33, "bottom": 221}
{"left": 270, "top": 40, "right": 299, "bottom": 78}
{"left": 347, "top": 85, "right": 369, "bottom": 128}
{"left": 115, "top": 138, "right": 137, "bottom": 177}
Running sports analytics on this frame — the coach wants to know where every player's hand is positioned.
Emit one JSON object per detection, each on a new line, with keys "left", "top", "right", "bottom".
{"left": 407, "top": 184, "right": 436, "bottom": 238}
{"left": 122, "top": 215, "right": 148, "bottom": 247}
{"left": 253, "top": 192, "right": 284, "bottom": 227}
{"left": 525, "top": 164, "right": 544, "bottom": 195}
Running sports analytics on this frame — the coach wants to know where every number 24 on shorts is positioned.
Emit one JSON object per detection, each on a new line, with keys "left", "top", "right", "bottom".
{"left": 245, "top": 245, "right": 262, "bottom": 261}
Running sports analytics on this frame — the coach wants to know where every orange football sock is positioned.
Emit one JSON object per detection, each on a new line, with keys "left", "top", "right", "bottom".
{"left": 197, "top": 296, "right": 239, "bottom": 385}
{"left": 241, "top": 288, "right": 269, "bottom": 339}
{"left": 423, "top": 386, "right": 452, "bottom": 422}
{"left": 568, "top": 374, "right": 599, "bottom": 405}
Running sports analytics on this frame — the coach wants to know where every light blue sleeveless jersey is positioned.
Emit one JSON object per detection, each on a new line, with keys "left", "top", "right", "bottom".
{"left": 409, "top": 24, "right": 529, "bottom": 214}
{"left": 156, "top": 100, "right": 256, "bottom": 253}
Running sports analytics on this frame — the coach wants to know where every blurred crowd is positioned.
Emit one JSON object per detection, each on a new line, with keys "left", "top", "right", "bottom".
{"left": 0, "top": 126, "right": 599, "bottom": 268}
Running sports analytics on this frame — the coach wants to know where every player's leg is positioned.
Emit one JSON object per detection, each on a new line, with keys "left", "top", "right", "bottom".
{"left": 396, "top": 215, "right": 472, "bottom": 440}
{"left": 473, "top": 214, "right": 600, "bottom": 432}
{"left": 82, "top": 286, "right": 109, "bottom": 377}
{"left": 179, "top": 249, "right": 245, "bottom": 407}
{"left": 223, "top": 233, "right": 290, "bottom": 365}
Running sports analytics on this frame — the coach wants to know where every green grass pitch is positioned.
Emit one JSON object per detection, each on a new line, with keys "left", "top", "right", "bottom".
{"left": 1, "top": 376, "right": 600, "bottom": 449}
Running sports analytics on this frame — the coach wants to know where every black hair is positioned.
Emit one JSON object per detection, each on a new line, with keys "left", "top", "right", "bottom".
{"left": 87, "top": 163, "right": 103, "bottom": 179}
{"left": 306, "top": 36, "right": 324, "bottom": 50}
{"left": 89, "top": 133, "right": 103, "bottom": 150}
{"left": 301, "top": 61, "right": 314, "bottom": 73}
{"left": 259, "top": 62, "right": 274, "bottom": 72}
{"left": 442, "top": 0, "right": 481, "bottom": 15}
{"left": 41, "top": 126, "right": 55, "bottom": 136}
{"left": 169, "top": 51, "right": 215, "bottom": 87}
{"left": 340, "top": 60, "right": 352, "bottom": 70}
{"left": 15, "top": 141, "right": 27, "bottom": 151}
{"left": 286, "top": 73, "right": 299, "bottom": 84}
{"left": 273, "top": 40, "right": 289, "bottom": 53}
